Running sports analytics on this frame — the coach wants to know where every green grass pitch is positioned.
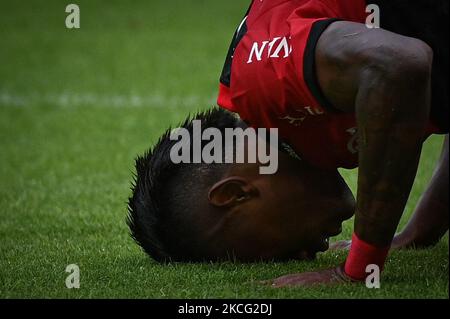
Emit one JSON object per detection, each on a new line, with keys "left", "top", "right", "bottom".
{"left": 0, "top": 0, "right": 448, "bottom": 298}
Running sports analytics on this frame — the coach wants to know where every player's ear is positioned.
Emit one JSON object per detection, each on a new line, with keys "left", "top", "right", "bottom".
{"left": 208, "top": 177, "right": 258, "bottom": 208}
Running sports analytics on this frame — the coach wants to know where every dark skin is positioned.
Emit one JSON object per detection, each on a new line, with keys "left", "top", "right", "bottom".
{"left": 202, "top": 137, "right": 356, "bottom": 262}
{"left": 265, "top": 21, "right": 449, "bottom": 286}
{"left": 269, "top": 136, "right": 448, "bottom": 287}
{"left": 196, "top": 22, "right": 448, "bottom": 285}
{"left": 332, "top": 135, "right": 449, "bottom": 251}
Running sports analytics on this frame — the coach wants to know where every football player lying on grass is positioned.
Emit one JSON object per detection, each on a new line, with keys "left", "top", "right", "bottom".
{"left": 127, "top": 0, "right": 449, "bottom": 286}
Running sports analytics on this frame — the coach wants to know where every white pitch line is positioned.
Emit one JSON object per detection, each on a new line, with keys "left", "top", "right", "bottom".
{"left": 0, "top": 91, "right": 217, "bottom": 109}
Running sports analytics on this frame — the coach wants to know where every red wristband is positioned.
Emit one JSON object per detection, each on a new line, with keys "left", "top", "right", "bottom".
{"left": 344, "top": 233, "right": 390, "bottom": 281}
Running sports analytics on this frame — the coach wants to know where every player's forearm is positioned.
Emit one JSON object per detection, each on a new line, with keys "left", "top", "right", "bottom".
{"left": 354, "top": 52, "right": 433, "bottom": 247}
{"left": 394, "top": 135, "right": 449, "bottom": 248}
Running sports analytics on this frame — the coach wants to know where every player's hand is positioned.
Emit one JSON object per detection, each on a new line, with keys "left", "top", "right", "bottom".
{"left": 328, "top": 240, "right": 352, "bottom": 251}
{"left": 261, "top": 265, "right": 356, "bottom": 287}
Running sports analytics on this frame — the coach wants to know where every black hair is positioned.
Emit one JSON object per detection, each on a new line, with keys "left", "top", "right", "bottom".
{"left": 127, "top": 108, "right": 241, "bottom": 262}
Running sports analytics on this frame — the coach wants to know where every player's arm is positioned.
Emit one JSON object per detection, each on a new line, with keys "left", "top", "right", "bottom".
{"left": 393, "top": 135, "right": 449, "bottom": 249}
{"left": 315, "top": 21, "right": 432, "bottom": 280}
